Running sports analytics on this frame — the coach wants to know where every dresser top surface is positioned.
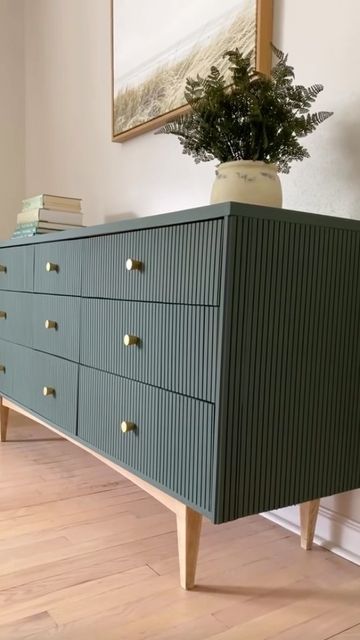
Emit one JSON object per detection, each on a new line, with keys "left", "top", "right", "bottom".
{"left": 1, "top": 201, "right": 359, "bottom": 247}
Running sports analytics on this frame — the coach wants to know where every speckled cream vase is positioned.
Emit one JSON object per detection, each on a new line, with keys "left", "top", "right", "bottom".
{"left": 210, "top": 160, "right": 282, "bottom": 207}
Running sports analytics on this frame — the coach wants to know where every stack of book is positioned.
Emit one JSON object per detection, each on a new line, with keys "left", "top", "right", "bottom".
{"left": 12, "top": 194, "right": 83, "bottom": 238}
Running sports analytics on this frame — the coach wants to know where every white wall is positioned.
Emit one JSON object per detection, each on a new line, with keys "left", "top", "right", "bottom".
{"left": 273, "top": 1, "right": 360, "bottom": 220}
{"left": 24, "top": 0, "right": 360, "bottom": 557}
{"left": 24, "top": 0, "right": 214, "bottom": 226}
{"left": 0, "top": 0, "right": 25, "bottom": 239}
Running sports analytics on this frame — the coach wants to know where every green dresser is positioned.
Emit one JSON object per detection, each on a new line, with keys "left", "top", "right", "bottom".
{"left": 1, "top": 202, "right": 359, "bottom": 526}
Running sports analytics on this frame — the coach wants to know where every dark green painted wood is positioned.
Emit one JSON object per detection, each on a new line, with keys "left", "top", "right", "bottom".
{"left": 0, "top": 340, "right": 77, "bottom": 434}
{"left": 1, "top": 204, "right": 360, "bottom": 524}
{"left": 23, "top": 347, "right": 78, "bottom": 434}
{"left": 82, "top": 220, "right": 223, "bottom": 305}
{"left": 80, "top": 299, "right": 218, "bottom": 402}
{"left": 0, "top": 292, "right": 32, "bottom": 347}
{"left": 0, "top": 340, "right": 46, "bottom": 411}
{"left": 0, "top": 246, "right": 34, "bottom": 290}
{"left": 34, "top": 240, "right": 83, "bottom": 295}
{"left": 77, "top": 365, "right": 215, "bottom": 516}
{"left": 0, "top": 339, "right": 22, "bottom": 398}
{"left": 214, "top": 214, "right": 360, "bottom": 523}
{"left": 32, "top": 294, "right": 81, "bottom": 362}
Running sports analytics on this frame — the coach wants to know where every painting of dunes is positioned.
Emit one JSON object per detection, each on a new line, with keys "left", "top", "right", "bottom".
{"left": 112, "top": 0, "right": 272, "bottom": 141}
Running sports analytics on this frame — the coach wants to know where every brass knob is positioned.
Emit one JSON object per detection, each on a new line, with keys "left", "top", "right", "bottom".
{"left": 0, "top": 265, "right": 7, "bottom": 273}
{"left": 43, "top": 386, "right": 55, "bottom": 397}
{"left": 121, "top": 421, "right": 136, "bottom": 433}
{"left": 45, "top": 262, "right": 59, "bottom": 272}
{"left": 0, "top": 311, "right": 7, "bottom": 319}
{"left": 123, "top": 334, "right": 139, "bottom": 346}
{"left": 0, "top": 365, "right": 5, "bottom": 373}
{"left": 45, "top": 320, "right": 58, "bottom": 330}
{"left": 125, "top": 258, "right": 142, "bottom": 271}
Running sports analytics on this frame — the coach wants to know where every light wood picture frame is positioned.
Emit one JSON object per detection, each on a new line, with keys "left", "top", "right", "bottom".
{"left": 112, "top": 0, "right": 273, "bottom": 142}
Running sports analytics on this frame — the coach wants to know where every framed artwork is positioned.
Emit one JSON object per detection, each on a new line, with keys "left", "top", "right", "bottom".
{"left": 112, "top": 0, "right": 273, "bottom": 142}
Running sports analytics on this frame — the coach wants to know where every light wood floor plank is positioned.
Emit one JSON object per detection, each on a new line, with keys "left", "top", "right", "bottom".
{"left": 0, "top": 414, "right": 359, "bottom": 640}
{"left": 330, "top": 625, "right": 360, "bottom": 638}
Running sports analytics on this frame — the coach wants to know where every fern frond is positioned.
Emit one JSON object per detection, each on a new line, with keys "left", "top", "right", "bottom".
{"left": 156, "top": 45, "right": 333, "bottom": 172}
{"left": 306, "top": 84, "right": 324, "bottom": 99}
{"left": 310, "top": 110, "right": 334, "bottom": 125}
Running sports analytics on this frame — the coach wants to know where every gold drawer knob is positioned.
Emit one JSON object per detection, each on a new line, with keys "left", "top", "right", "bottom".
{"left": 0, "top": 364, "right": 5, "bottom": 373}
{"left": 121, "top": 421, "right": 136, "bottom": 433}
{"left": 126, "top": 258, "right": 142, "bottom": 271}
{"left": 43, "top": 386, "right": 55, "bottom": 397}
{"left": 45, "top": 320, "right": 58, "bottom": 330}
{"left": 0, "top": 265, "right": 7, "bottom": 273}
{"left": 45, "top": 261, "right": 59, "bottom": 272}
{"left": 0, "top": 311, "right": 7, "bottom": 319}
{"left": 123, "top": 334, "right": 139, "bottom": 346}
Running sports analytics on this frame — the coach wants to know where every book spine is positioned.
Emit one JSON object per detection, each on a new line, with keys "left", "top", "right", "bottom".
{"left": 12, "top": 230, "right": 37, "bottom": 238}
{"left": 17, "top": 210, "right": 41, "bottom": 223}
{"left": 14, "top": 222, "right": 40, "bottom": 231}
{"left": 22, "top": 196, "right": 43, "bottom": 210}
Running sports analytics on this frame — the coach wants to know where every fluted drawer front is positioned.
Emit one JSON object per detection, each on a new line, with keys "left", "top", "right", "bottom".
{"left": 0, "top": 245, "right": 34, "bottom": 291}
{"left": 34, "top": 240, "right": 83, "bottom": 295}
{"left": 80, "top": 299, "right": 218, "bottom": 402}
{"left": 0, "top": 339, "right": 25, "bottom": 399}
{"left": 78, "top": 366, "right": 215, "bottom": 515}
{"left": 25, "top": 349, "right": 78, "bottom": 434}
{"left": 0, "top": 292, "right": 32, "bottom": 347}
{"left": 32, "top": 294, "right": 81, "bottom": 361}
{"left": 82, "top": 220, "right": 223, "bottom": 304}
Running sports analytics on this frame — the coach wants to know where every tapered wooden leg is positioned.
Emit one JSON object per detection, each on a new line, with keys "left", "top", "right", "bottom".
{"left": 0, "top": 396, "right": 9, "bottom": 442}
{"left": 176, "top": 505, "right": 202, "bottom": 590}
{"left": 300, "top": 499, "right": 320, "bottom": 550}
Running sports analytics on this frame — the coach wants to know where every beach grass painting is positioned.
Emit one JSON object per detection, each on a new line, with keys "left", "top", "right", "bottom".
{"left": 112, "top": 0, "right": 272, "bottom": 141}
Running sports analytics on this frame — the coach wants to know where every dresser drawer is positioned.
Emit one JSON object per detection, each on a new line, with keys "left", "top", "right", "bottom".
{"left": 80, "top": 299, "right": 218, "bottom": 402}
{"left": 78, "top": 366, "right": 214, "bottom": 514}
{"left": 0, "top": 292, "right": 32, "bottom": 347}
{"left": 0, "top": 341, "right": 39, "bottom": 408}
{"left": 0, "top": 339, "right": 23, "bottom": 399}
{"left": 0, "top": 246, "right": 34, "bottom": 291}
{"left": 25, "top": 350, "right": 78, "bottom": 434}
{"left": 0, "top": 342, "right": 78, "bottom": 433}
{"left": 82, "top": 220, "right": 223, "bottom": 304}
{"left": 34, "top": 240, "right": 82, "bottom": 295}
{"left": 32, "top": 294, "right": 81, "bottom": 361}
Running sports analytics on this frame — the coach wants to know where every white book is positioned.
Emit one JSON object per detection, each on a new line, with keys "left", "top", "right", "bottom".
{"left": 22, "top": 194, "right": 82, "bottom": 212}
{"left": 37, "top": 222, "right": 83, "bottom": 230}
{"left": 17, "top": 209, "right": 83, "bottom": 225}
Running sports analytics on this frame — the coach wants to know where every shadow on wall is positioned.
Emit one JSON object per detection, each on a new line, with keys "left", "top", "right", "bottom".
{"left": 336, "top": 110, "right": 360, "bottom": 217}
{"left": 103, "top": 211, "right": 137, "bottom": 224}
{"left": 323, "top": 491, "right": 360, "bottom": 560}
{"left": 327, "top": 492, "right": 359, "bottom": 523}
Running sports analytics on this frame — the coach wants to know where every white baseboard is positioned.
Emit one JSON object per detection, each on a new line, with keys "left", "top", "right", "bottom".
{"left": 262, "top": 505, "right": 360, "bottom": 566}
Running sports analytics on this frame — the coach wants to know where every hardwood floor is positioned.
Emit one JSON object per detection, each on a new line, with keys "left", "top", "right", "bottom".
{"left": 0, "top": 412, "right": 359, "bottom": 640}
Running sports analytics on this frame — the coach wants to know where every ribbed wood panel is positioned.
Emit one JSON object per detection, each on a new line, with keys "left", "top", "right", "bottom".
{"left": 0, "top": 341, "right": 79, "bottom": 435}
{"left": 32, "top": 294, "right": 81, "bottom": 362}
{"left": 214, "top": 215, "right": 360, "bottom": 523}
{"left": 78, "top": 366, "right": 215, "bottom": 515}
{"left": 0, "top": 246, "right": 34, "bottom": 291}
{"left": 0, "top": 339, "right": 24, "bottom": 399}
{"left": 80, "top": 299, "right": 218, "bottom": 402}
{"left": 0, "top": 292, "right": 32, "bottom": 347}
{"left": 82, "top": 220, "right": 223, "bottom": 305}
{"left": 34, "top": 240, "right": 83, "bottom": 295}
{"left": 25, "top": 349, "right": 78, "bottom": 434}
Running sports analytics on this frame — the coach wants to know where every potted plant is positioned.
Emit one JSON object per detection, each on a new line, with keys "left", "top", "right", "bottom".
{"left": 157, "top": 46, "right": 333, "bottom": 207}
